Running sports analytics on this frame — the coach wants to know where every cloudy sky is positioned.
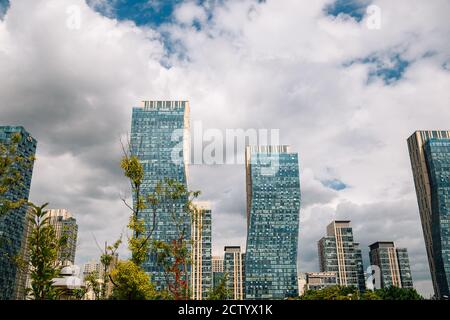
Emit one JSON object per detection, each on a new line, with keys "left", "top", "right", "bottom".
{"left": 1, "top": 0, "right": 449, "bottom": 297}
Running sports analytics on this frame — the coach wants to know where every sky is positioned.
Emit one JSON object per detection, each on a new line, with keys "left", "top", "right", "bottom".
{"left": 1, "top": 0, "right": 449, "bottom": 298}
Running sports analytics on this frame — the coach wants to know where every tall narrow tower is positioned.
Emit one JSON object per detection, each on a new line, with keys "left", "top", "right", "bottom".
{"left": 191, "top": 201, "right": 212, "bottom": 300}
{"left": 130, "top": 101, "right": 190, "bottom": 290}
{"left": 244, "top": 145, "right": 301, "bottom": 299}
{"left": 408, "top": 130, "right": 450, "bottom": 298}
{"left": 0, "top": 126, "right": 37, "bottom": 300}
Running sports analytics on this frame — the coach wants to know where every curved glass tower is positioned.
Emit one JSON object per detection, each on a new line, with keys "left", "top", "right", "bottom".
{"left": 408, "top": 130, "right": 450, "bottom": 299}
{"left": 244, "top": 145, "right": 300, "bottom": 299}
{"left": 0, "top": 126, "right": 36, "bottom": 300}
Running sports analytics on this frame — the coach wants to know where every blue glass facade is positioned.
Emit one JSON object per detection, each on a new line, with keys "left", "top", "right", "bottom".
{"left": 424, "top": 138, "right": 450, "bottom": 296}
{"left": 408, "top": 130, "right": 450, "bottom": 298}
{"left": 0, "top": 126, "right": 36, "bottom": 300}
{"left": 130, "top": 101, "right": 190, "bottom": 290}
{"left": 244, "top": 146, "right": 300, "bottom": 299}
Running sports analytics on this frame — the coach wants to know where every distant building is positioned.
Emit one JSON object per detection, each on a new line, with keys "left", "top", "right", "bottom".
{"left": 82, "top": 254, "right": 119, "bottom": 300}
{"left": 297, "top": 273, "right": 307, "bottom": 296}
{"left": 354, "top": 242, "right": 366, "bottom": 292}
{"left": 369, "top": 241, "right": 413, "bottom": 289}
{"left": 82, "top": 261, "right": 102, "bottom": 277}
{"left": 305, "top": 272, "right": 337, "bottom": 292}
{"left": 46, "top": 209, "right": 78, "bottom": 265}
{"left": 318, "top": 220, "right": 365, "bottom": 291}
{"left": 407, "top": 130, "right": 450, "bottom": 298}
{"left": 0, "top": 126, "right": 37, "bottom": 300}
{"left": 212, "top": 256, "right": 225, "bottom": 290}
{"left": 245, "top": 145, "right": 301, "bottom": 299}
{"left": 224, "top": 246, "right": 245, "bottom": 300}
{"left": 191, "top": 202, "right": 212, "bottom": 300}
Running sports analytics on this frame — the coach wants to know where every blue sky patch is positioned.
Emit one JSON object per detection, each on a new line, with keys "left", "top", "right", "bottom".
{"left": 325, "top": 0, "right": 371, "bottom": 22}
{"left": 344, "top": 52, "right": 411, "bottom": 85}
{"left": 0, "top": 0, "right": 9, "bottom": 19}
{"left": 86, "top": 0, "right": 204, "bottom": 26}
{"left": 364, "top": 54, "right": 410, "bottom": 84}
{"left": 321, "top": 179, "right": 348, "bottom": 191}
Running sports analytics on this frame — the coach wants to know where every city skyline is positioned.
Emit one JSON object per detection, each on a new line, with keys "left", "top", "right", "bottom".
{"left": 1, "top": 0, "right": 450, "bottom": 298}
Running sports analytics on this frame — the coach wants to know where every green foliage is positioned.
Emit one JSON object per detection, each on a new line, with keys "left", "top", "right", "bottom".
{"left": 207, "top": 273, "right": 231, "bottom": 300}
{"left": 150, "top": 178, "right": 201, "bottom": 300}
{"left": 298, "top": 285, "right": 423, "bottom": 300}
{"left": 27, "top": 203, "right": 67, "bottom": 300}
{"left": 110, "top": 261, "right": 158, "bottom": 300}
{"left": 72, "top": 288, "right": 87, "bottom": 300}
{"left": 0, "top": 133, "right": 35, "bottom": 217}
{"left": 84, "top": 271, "right": 101, "bottom": 300}
{"left": 300, "top": 285, "right": 360, "bottom": 300}
{"left": 120, "top": 146, "right": 201, "bottom": 300}
{"left": 375, "top": 286, "right": 423, "bottom": 300}
{"left": 361, "top": 290, "right": 382, "bottom": 300}
{"left": 99, "top": 239, "right": 121, "bottom": 299}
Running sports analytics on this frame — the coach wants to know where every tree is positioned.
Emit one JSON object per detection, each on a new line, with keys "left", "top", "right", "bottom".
{"left": 208, "top": 273, "right": 231, "bottom": 300}
{"left": 375, "top": 286, "right": 423, "bottom": 300}
{"left": 151, "top": 178, "right": 200, "bottom": 300}
{"left": 110, "top": 261, "right": 158, "bottom": 300}
{"left": 0, "top": 132, "right": 35, "bottom": 217}
{"left": 298, "top": 285, "right": 423, "bottom": 300}
{"left": 361, "top": 290, "right": 382, "bottom": 300}
{"left": 119, "top": 142, "right": 200, "bottom": 300}
{"left": 27, "top": 203, "right": 67, "bottom": 300}
{"left": 84, "top": 271, "right": 101, "bottom": 300}
{"left": 300, "top": 285, "right": 360, "bottom": 300}
{"left": 99, "top": 239, "right": 121, "bottom": 299}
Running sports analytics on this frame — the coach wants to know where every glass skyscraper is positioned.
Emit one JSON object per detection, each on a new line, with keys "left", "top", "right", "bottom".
{"left": 191, "top": 201, "right": 212, "bottom": 300}
{"left": 130, "top": 101, "right": 190, "bottom": 290}
{"left": 0, "top": 126, "right": 37, "bottom": 300}
{"left": 408, "top": 130, "right": 450, "bottom": 298}
{"left": 369, "top": 241, "right": 413, "bottom": 289}
{"left": 318, "top": 220, "right": 365, "bottom": 291}
{"left": 244, "top": 145, "right": 301, "bottom": 300}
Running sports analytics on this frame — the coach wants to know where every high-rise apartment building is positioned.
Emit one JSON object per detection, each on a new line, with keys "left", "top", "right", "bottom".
{"left": 369, "top": 241, "right": 413, "bottom": 289}
{"left": 191, "top": 201, "right": 212, "bottom": 300}
{"left": 318, "top": 220, "right": 365, "bottom": 291}
{"left": 245, "top": 145, "right": 301, "bottom": 299}
{"left": 407, "top": 130, "right": 450, "bottom": 298}
{"left": 130, "top": 100, "right": 190, "bottom": 290}
{"left": 0, "top": 126, "right": 37, "bottom": 300}
{"left": 224, "top": 246, "right": 244, "bottom": 300}
{"left": 212, "top": 256, "right": 225, "bottom": 289}
{"left": 83, "top": 261, "right": 102, "bottom": 277}
{"left": 354, "top": 242, "right": 366, "bottom": 292}
{"left": 46, "top": 209, "right": 78, "bottom": 265}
